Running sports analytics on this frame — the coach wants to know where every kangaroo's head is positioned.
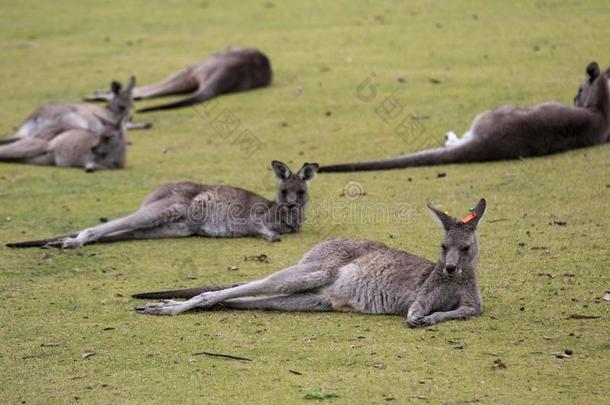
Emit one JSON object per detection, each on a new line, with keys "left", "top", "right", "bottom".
{"left": 91, "top": 122, "right": 126, "bottom": 169}
{"left": 427, "top": 198, "right": 486, "bottom": 277}
{"left": 272, "top": 160, "right": 319, "bottom": 208}
{"left": 574, "top": 62, "right": 610, "bottom": 112}
{"left": 107, "top": 76, "right": 136, "bottom": 126}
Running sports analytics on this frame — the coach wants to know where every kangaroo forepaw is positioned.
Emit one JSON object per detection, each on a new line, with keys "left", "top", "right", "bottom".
{"left": 263, "top": 233, "right": 281, "bottom": 242}
{"left": 406, "top": 314, "right": 436, "bottom": 328}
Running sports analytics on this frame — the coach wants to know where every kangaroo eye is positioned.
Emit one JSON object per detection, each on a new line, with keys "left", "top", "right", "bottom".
{"left": 441, "top": 244, "right": 448, "bottom": 251}
{"left": 281, "top": 189, "right": 288, "bottom": 195}
{"left": 297, "top": 190, "right": 305, "bottom": 196}
{"left": 462, "top": 245, "right": 470, "bottom": 252}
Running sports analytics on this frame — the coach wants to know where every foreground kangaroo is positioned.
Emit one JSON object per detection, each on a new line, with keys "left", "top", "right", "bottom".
{"left": 133, "top": 199, "right": 486, "bottom": 328}
{"left": 85, "top": 47, "right": 272, "bottom": 113}
{"left": 6, "top": 161, "right": 318, "bottom": 249}
{"left": 320, "top": 62, "right": 610, "bottom": 172}
{"left": 0, "top": 78, "right": 136, "bottom": 171}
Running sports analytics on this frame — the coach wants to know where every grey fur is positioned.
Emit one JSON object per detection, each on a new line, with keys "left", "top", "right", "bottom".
{"left": 6, "top": 161, "right": 319, "bottom": 249}
{"left": 319, "top": 62, "right": 610, "bottom": 172}
{"left": 85, "top": 47, "right": 272, "bottom": 113}
{"left": 134, "top": 199, "right": 487, "bottom": 328}
{"left": 0, "top": 78, "right": 136, "bottom": 171}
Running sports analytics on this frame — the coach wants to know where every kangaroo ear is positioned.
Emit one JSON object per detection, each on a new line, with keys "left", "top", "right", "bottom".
{"left": 586, "top": 62, "right": 600, "bottom": 83}
{"left": 426, "top": 204, "right": 456, "bottom": 231}
{"left": 125, "top": 76, "right": 136, "bottom": 92}
{"left": 461, "top": 198, "right": 486, "bottom": 229}
{"left": 272, "top": 160, "right": 291, "bottom": 180}
{"left": 111, "top": 81, "right": 122, "bottom": 95}
{"left": 297, "top": 162, "right": 319, "bottom": 183}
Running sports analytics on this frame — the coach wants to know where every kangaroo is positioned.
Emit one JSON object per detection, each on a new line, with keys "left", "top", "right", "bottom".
{"left": 6, "top": 161, "right": 319, "bottom": 249}
{"left": 85, "top": 47, "right": 272, "bottom": 113}
{"left": 0, "top": 79, "right": 132, "bottom": 171}
{"left": 0, "top": 77, "right": 145, "bottom": 147}
{"left": 0, "top": 119, "right": 126, "bottom": 172}
{"left": 319, "top": 62, "right": 610, "bottom": 172}
{"left": 133, "top": 199, "right": 487, "bottom": 328}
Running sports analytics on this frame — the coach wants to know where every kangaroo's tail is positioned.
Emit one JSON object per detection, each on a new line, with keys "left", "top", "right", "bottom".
{"left": 319, "top": 142, "right": 483, "bottom": 172}
{"left": 6, "top": 234, "right": 76, "bottom": 249}
{"left": 137, "top": 88, "right": 215, "bottom": 113}
{"left": 132, "top": 282, "right": 246, "bottom": 300}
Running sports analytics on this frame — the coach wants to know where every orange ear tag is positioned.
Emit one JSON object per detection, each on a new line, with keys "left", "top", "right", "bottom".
{"left": 462, "top": 211, "right": 477, "bottom": 224}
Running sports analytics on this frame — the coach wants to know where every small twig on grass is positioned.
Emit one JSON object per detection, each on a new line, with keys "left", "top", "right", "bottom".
{"left": 567, "top": 314, "right": 601, "bottom": 320}
{"left": 487, "top": 218, "right": 509, "bottom": 223}
{"left": 22, "top": 353, "right": 53, "bottom": 360}
{"left": 191, "top": 351, "right": 252, "bottom": 362}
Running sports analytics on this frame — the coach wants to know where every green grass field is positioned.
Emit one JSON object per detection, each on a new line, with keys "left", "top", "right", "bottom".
{"left": 1, "top": 1, "right": 609, "bottom": 403}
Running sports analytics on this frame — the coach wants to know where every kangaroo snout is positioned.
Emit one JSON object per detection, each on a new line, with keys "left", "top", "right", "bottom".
{"left": 286, "top": 192, "right": 298, "bottom": 204}
{"left": 444, "top": 249, "right": 460, "bottom": 275}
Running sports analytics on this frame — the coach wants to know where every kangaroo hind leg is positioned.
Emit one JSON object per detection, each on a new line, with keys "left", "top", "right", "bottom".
{"left": 94, "top": 221, "right": 192, "bottom": 244}
{"left": 0, "top": 138, "right": 49, "bottom": 162}
{"left": 137, "top": 69, "right": 236, "bottom": 113}
{"left": 137, "top": 261, "right": 336, "bottom": 315}
{"left": 223, "top": 293, "right": 332, "bottom": 312}
{"left": 56, "top": 200, "right": 186, "bottom": 249}
{"left": 84, "top": 70, "right": 197, "bottom": 102}
{"left": 132, "top": 69, "right": 199, "bottom": 100}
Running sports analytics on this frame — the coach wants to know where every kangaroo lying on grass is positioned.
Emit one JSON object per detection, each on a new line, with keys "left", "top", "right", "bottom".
{"left": 85, "top": 47, "right": 272, "bottom": 113}
{"left": 0, "top": 78, "right": 136, "bottom": 171}
{"left": 0, "top": 77, "right": 146, "bottom": 147}
{"left": 0, "top": 119, "right": 126, "bottom": 172}
{"left": 6, "top": 161, "right": 318, "bottom": 249}
{"left": 320, "top": 62, "right": 610, "bottom": 172}
{"left": 133, "top": 199, "right": 486, "bottom": 328}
